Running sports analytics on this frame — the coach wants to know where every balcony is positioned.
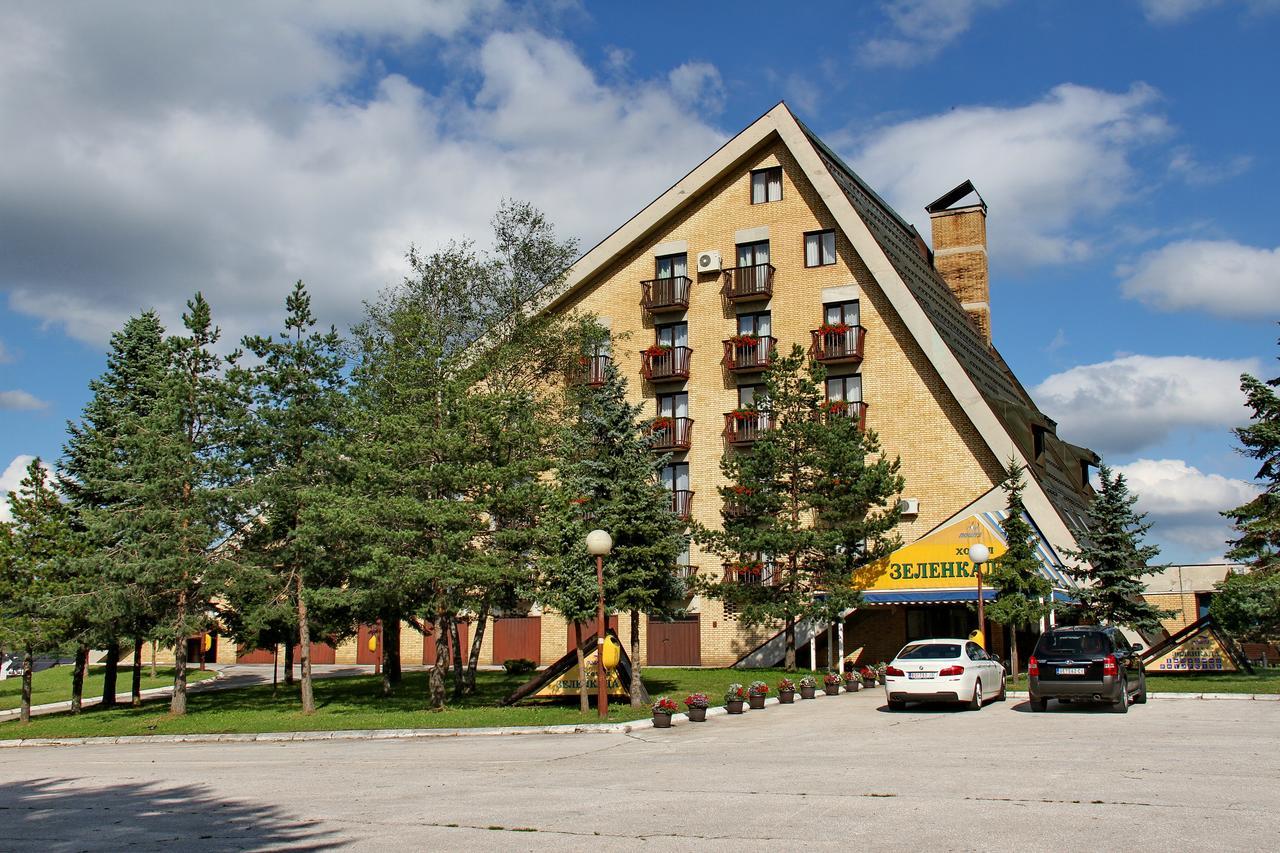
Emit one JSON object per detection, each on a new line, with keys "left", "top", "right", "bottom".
{"left": 641, "top": 345, "right": 692, "bottom": 382}
{"left": 723, "top": 562, "right": 778, "bottom": 585}
{"left": 809, "top": 325, "right": 866, "bottom": 365}
{"left": 649, "top": 416, "right": 694, "bottom": 452}
{"left": 640, "top": 276, "right": 692, "bottom": 313}
{"left": 722, "top": 494, "right": 755, "bottom": 521}
{"left": 821, "top": 400, "right": 868, "bottom": 431}
{"left": 721, "top": 336, "right": 776, "bottom": 373}
{"left": 723, "top": 264, "right": 774, "bottom": 302}
{"left": 669, "top": 489, "right": 694, "bottom": 521}
{"left": 574, "top": 354, "right": 610, "bottom": 387}
{"left": 723, "top": 410, "right": 773, "bottom": 447}
{"left": 673, "top": 563, "right": 699, "bottom": 583}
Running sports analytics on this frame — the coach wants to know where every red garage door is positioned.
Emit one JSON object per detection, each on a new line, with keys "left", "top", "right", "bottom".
{"left": 423, "top": 622, "right": 470, "bottom": 665}
{"left": 237, "top": 644, "right": 275, "bottom": 664}
{"left": 236, "top": 641, "right": 335, "bottom": 665}
{"left": 492, "top": 616, "right": 541, "bottom": 665}
{"left": 566, "top": 617, "right": 618, "bottom": 654}
{"left": 356, "top": 624, "right": 380, "bottom": 665}
{"left": 647, "top": 616, "right": 701, "bottom": 666}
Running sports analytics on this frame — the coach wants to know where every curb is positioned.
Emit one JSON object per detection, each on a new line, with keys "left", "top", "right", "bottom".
{"left": 1006, "top": 690, "right": 1278, "bottom": 701}
{"left": 0, "top": 680, "right": 872, "bottom": 749}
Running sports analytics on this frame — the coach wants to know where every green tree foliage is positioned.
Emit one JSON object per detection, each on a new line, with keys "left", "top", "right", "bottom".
{"left": 698, "top": 346, "right": 904, "bottom": 671}
{"left": 541, "top": 356, "right": 685, "bottom": 707}
{"left": 1210, "top": 570, "right": 1280, "bottom": 640}
{"left": 1064, "top": 464, "right": 1171, "bottom": 632}
{"left": 0, "top": 459, "right": 80, "bottom": 722}
{"left": 986, "top": 460, "right": 1051, "bottom": 678}
{"left": 222, "top": 282, "right": 347, "bottom": 714}
{"left": 60, "top": 311, "right": 169, "bottom": 707}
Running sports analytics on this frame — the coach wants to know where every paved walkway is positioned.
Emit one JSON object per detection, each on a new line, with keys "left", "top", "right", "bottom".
{"left": 2, "top": 690, "right": 1276, "bottom": 851}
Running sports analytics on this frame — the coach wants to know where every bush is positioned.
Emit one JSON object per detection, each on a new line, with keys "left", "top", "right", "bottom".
{"left": 503, "top": 658, "right": 537, "bottom": 675}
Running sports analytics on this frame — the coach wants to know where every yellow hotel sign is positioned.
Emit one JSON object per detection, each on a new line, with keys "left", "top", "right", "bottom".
{"left": 530, "top": 649, "right": 629, "bottom": 700}
{"left": 863, "top": 515, "right": 1006, "bottom": 591}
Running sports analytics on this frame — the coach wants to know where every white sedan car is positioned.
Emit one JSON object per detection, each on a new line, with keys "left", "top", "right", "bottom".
{"left": 883, "top": 638, "right": 1006, "bottom": 711}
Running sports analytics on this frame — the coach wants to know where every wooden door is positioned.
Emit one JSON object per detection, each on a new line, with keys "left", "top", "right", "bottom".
{"left": 236, "top": 645, "right": 276, "bottom": 664}
{"left": 423, "top": 622, "right": 470, "bottom": 665}
{"left": 647, "top": 616, "right": 701, "bottom": 666}
{"left": 356, "top": 624, "right": 380, "bottom": 665}
{"left": 491, "top": 616, "right": 542, "bottom": 665}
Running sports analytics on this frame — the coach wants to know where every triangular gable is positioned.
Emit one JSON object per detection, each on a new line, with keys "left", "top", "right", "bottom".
{"left": 1142, "top": 616, "right": 1253, "bottom": 674}
{"left": 526, "top": 101, "right": 1084, "bottom": 564}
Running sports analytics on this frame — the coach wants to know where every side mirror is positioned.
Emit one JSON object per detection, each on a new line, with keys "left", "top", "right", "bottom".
{"left": 1131, "top": 643, "right": 1143, "bottom": 653}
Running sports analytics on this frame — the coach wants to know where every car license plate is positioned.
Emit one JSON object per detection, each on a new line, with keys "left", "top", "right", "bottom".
{"left": 1057, "top": 667, "right": 1086, "bottom": 675}
{"left": 908, "top": 672, "right": 932, "bottom": 680}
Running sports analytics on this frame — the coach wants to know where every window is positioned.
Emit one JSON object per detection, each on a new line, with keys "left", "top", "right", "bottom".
{"left": 655, "top": 253, "right": 687, "bottom": 279}
{"left": 1032, "top": 425, "right": 1047, "bottom": 463}
{"left": 738, "top": 384, "right": 767, "bottom": 409}
{"left": 736, "top": 240, "right": 769, "bottom": 269}
{"left": 658, "top": 392, "right": 689, "bottom": 419}
{"left": 751, "top": 167, "right": 782, "bottom": 204}
{"left": 660, "top": 462, "right": 690, "bottom": 493}
{"left": 655, "top": 322, "right": 688, "bottom": 348}
{"left": 805, "top": 230, "right": 836, "bottom": 267}
{"left": 824, "top": 300, "right": 859, "bottom": 327}
{"left": 1196, "top": 593, "right": 1214, "bottom": 620}
{"left": 826, "top": 374, "right": 862, "bottom": 404}
{"left": 736, "top": 311, "right": 771, "bottom": 337}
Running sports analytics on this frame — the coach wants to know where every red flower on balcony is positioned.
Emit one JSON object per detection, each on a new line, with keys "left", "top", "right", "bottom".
{"left": 823, "top": 399, "right": 849, "bottom": 414}
{"left": 644, "top": 343, "right": 673, "bottom": 357}
{"left": 729, "top": 408, "right": 755, "bottom": 422}
{"left": 817, "top": 322, "right": 851, "bottom": 336}
{"left": 728, "top": 485, "right": 754, "bottom": 496}
{"left": 729, "top": 561, "right": 764, "bottom": 574}
{"left": 652, "top": 416, "right": 673, "bottom": 430}
{"left": 728, "top": 333, "right": 759, "bottom": 347}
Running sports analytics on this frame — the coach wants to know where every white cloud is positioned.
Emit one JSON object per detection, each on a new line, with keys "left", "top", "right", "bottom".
{"left": 850, "top": 84, "right": 1170, "bottom": 266}
{"left": 1119, "top": 240, "right": 1280, "bottom": 319}
{"left": 667, "top": 62, "right": 726, "bottom": 114}
{"left": 1032, "top": 354, "right": 1259, "bottom": 455}
{"left": 0, "top": 454, "right": 37, "bottom": 522}
{"left": 1114, "top": 458, "right": 1258, "bottom": 560}
{"left": 0, "top": 390, "right": 49, "bottom": 411}
{"left": 0, "top": 7, "right": 726, "bottom": 346}
{"left": 1140, "top": 0, "right": 1280, "bottom": 24}
{"left": 862, "top": 0, "right": 1008, "bottom": 68}
{"left": 1167, "top": 146, "right": 1252, "bottom": 185}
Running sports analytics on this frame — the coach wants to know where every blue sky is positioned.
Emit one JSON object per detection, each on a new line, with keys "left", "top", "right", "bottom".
{"left": 1, "top": 0, "right": 1277, "bottom": 562}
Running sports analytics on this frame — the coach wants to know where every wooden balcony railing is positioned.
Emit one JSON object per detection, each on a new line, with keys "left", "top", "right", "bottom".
{"left": 721, "top": 336, "right": 776, "bottom": 373}
{"left": 723, "top": 411, "right": 773, "bottom": 447}
{"left": 574, "top": 354, "right": 610, "bottom": 387}
{"left": 641, "top": 345, "right": 692, "bottom": 382}
{"left": 809, "top": 325, "right": 866, "bottom": 364}
{"left": 673, "top": 564, "right": 699, "bottom": 583}
{"left": 640, "top": 276, "right": 693, "bottom": 313}
{"left": 723, "top": 563, "right": 778, "bottom": 585}
{"left": 821, "top": 400, "right": 868, "bottom": 431}
{"left": 722, "top": 499, "right": 753, "bottom": 521}
{"left": 669, "top": 489, "right": 694, "bottom": 520}
{"left": 649, "top": 416, "right": 693, "bottom": 452}
{"left": 723, "top": 264, "right": 774, "bottom": 302}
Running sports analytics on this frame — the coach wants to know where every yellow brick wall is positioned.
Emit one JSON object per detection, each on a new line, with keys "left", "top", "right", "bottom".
{"left": 1143, "top": 592, "right": 1198, "bottom": 635}
{"left": 549, "top": 138, "right": 1003, "bottom": 667}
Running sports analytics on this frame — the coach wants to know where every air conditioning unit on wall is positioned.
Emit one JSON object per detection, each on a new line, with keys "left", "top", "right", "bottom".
{"left": 696, "top": 250, "right": 722, "bottom": 274}
{"left": 898, "top": 498, "right": 920, "bottom": 516}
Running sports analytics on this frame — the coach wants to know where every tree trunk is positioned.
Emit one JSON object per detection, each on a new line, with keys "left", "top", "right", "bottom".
{"left": 629, "top": 610, "right": 643, "bottom": 708}
{"left": 71, "top": 644, "right": 89, "bottom": 714}
{"left": 20, "top": 648, "right": 33, "bottom": 724}
{"left": 150, "top": 640, "right": 158, "bottom": 679}
{"left": 449, "top": 618, "right": 464, "bottom": 701}
{"left": 385, "top": 617, "right": 402, "bottom": 685}
{"left": 1010, "top": 628, "right": 1020, "bottom": 680}
{"left": 101, "top": 639, "right": 121, "bottom": 708}
{"left": 170, "top": 635, "right": 188, "bottom": 716}
{"left": 784, "top": 617, "right": 796, "bottom": 672}
{"left": 428, "top": 609, "right": 448, "bottom": 711}
{"left": 574, "top": 621, "right": 589, "bottom": 714}
{"left": 297, "top": 574, "right": 315, "bottom": 714}
{"left": 464, "top": 601, "right": 490, "bottom": 696}
{"left": 283, "top": 640, "right": 295, "bottom": 686}
{"left": 272, "top": 645, "right": 279, "bottom": 696}
{"left": 380, "top": 614, "right": 393, "bottom": 697}
{"left": 131, "top": 636, "right": 144, "bottom": 706}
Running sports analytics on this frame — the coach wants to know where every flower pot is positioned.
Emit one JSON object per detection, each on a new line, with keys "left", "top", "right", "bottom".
{"left": 843, "top": 680, "right": 860, "bottom": 693}
{"left": 800, "top": 686, "right": 816, "bottom": 700}
{"left": 652, "top": 712, "right": 672, "bottom": 729}
{"left": 823, "top": 684, "right": 840, "bottom": 696}
{"left": 687, "top": 706, "right": 707, "bottom": 722}
{"left": 863, "top": 678, "right": 877, "bottom": 689}
{"left": 748, "top": 694, "right": 766, "bottom": 710}
{"left": 726, "top": 699, "right": 745, "bottom": 715}
{"left": 877, "top": 676, "right": 885, "bottom": 685}
{"left": 778, "top": 689, "right": 795, "bottom": 704}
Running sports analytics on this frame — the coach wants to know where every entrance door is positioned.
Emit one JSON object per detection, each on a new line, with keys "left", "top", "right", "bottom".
{"left": 647, "top": 616, "right": 701, "bottom": 665}
{"left": 492, "top": 616, "right": 541, "bottom": 665}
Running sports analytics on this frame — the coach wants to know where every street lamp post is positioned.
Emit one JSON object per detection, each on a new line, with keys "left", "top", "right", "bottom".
{"left": 968, "top": 543, "right": 990, "bottom": 647}
{"left": 585, "top": 529, "right": 613, "bottom": 720}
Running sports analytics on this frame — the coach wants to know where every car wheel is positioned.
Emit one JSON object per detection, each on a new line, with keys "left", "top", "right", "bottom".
{"left": 1134, "top": 674, "right": 1148, "bottom": 704}
{"left": 996, "top": 675, "right": 1007, "bottom": 702}
{"left": 888, "top": 699, "right": 906, "bottom": 711}
{"left": 1112, "top": 679, "right": 1129, "bottom": 714}
{"left": 1030, "top": 696, "right": 1047, "bottom": 712}
{"left": 966, "top": 680, "right": 982, "bottom": 711}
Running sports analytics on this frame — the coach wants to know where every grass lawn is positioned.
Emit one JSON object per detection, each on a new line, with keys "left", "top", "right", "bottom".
{"left": 0, "top": 667, "right": 800, "bottom": 740}
{"left": 0, "top": 666, "right": 217, "bottom": 712}
{"left": 1003, "top": 669, "right": 1280, "bottom": 694}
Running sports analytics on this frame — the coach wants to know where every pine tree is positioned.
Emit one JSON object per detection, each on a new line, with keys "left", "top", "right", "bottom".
{"left": 60, "top": 311, "right": 169, "bottom": 709}
{"left": 986, "top": 460, "right": 1051, "bottom": 678}
{"left": 223, "top": 282, "right": 347, "bottom": 714}
{"left": 0, "top": 459, "right": 79, "bottom": 723}
{"left": 698, "top": 346, "right": 904, "bottom": 671}
{"left": 1064, "top": 464, "right": 1171, "bottom": 631}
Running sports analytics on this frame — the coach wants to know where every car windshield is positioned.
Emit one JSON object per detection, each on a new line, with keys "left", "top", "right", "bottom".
{"left": 898, "top": 643, "right": 961, "bottom": 660}
{"left": 1036, "top": 631, "right": 1111, "bottom": 656}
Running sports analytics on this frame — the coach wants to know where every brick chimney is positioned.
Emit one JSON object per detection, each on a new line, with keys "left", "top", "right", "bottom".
{"left": 926, "top": 180, "right": 990, "bottom": 344}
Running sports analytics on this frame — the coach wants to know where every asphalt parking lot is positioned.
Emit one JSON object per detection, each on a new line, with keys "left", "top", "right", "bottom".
{"left": 1, "top": 690, "right": 1277, "bottom": 851}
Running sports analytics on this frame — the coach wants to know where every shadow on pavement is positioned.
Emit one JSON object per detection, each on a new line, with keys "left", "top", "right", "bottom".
{"left": 0, "top": 777, "right": 339, "bottom": 851}
{"left": 1010, "top": 699, "right": 1128, "bottom": 714}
